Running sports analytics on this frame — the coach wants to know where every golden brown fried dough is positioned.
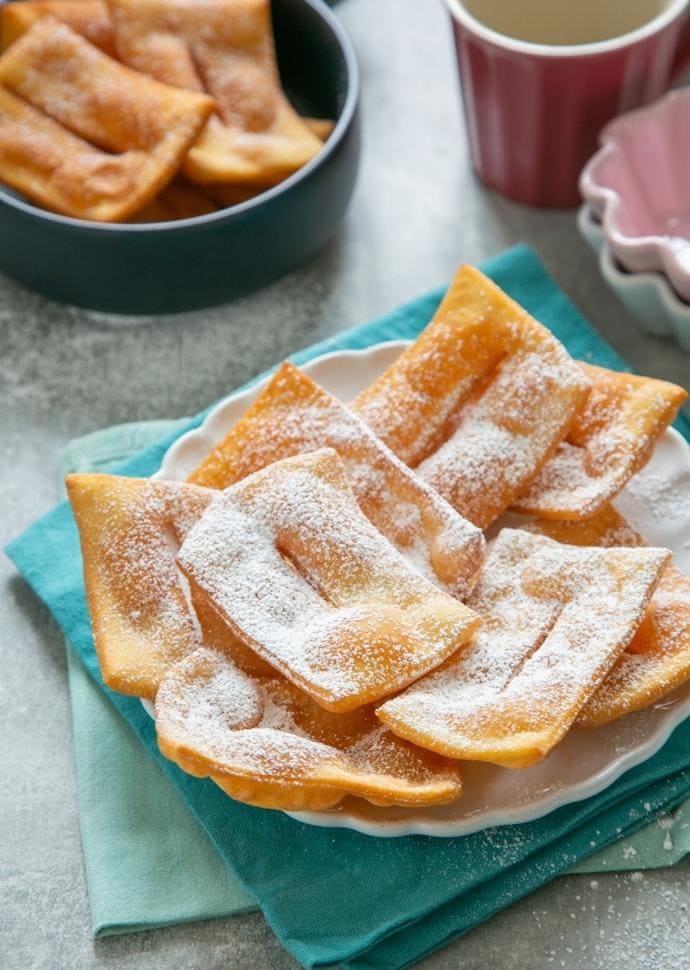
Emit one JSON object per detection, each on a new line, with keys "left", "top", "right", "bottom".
{"left": 131, "top": 178, "right": 218, "bottom": 222}
{"left": 377, "top": 529, "right": 668, "bottom": 768}
{"left": 0, "top": 0, "right": 114, "bottom": 54}
{"left": 512, "top": 506, "right": 690, "bottom": 727}
{"left": 188, "top": 362, "right": 485, "bottom": 599}
{"left": 513, "top": 365, "right": 687, "bottom": 519}
{"left": 108, "top": 0, "right": 325, "bottom": 186}
{"left": 178, "top": 449, "right": 481, "bottom": 713}
{"left": 67, "top": 474, "right": 216, "bottom": 698}
{"left": 0, "top": 19, "right": 214, "bottom": 220}
{"left": 352, "top": 266, "right": 591, "bottom": 528}
{"left": 156, "top": 646, "right": 463, "bottom": 811}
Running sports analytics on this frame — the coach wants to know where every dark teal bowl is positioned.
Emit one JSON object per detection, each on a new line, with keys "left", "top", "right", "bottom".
{"left": 0, "top": 0, "right": 360, "bottom": 313}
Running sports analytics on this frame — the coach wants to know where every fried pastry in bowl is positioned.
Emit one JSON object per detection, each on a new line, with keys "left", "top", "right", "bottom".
{"left": 0, "top": 18, "right": 215, "bottom": 221}
{"left": 0, "top": 0, "right": 359, "bottom": 312}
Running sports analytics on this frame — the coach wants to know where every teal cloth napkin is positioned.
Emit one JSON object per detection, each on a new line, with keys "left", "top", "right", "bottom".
{"left": 62, "top": 420, "right": 690, "bottom": 938}
{"left": 8, "top": 245, "right": 690, "bottom": 970}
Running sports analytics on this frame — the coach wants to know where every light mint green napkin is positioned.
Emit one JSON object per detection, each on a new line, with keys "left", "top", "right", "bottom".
{"left": 62, "top": 421, "right": 256, "bottom": 936}
{"left": 63, "top": 409, "right": 690, "bottom": 938}
{"left": 66, "top": 648, "right": 255, "bottom": 935}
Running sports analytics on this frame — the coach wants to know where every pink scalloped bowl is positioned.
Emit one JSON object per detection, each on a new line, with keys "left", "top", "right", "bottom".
{"left": 580, "top": 87, "right": 690, "bottom": 303}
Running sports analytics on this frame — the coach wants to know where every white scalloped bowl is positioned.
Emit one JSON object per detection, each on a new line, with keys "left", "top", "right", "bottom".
{"left": 141, "top": 342, "right": 690, "bottom": 838}
{"left": 578, "top": 204, "right": 690, "bottom": 351}
{"left": 580, "top": 88, "right": 690, "bottom": 303}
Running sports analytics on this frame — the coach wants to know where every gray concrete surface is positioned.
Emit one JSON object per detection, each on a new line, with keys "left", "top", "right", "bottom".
{"left": 2, "top": 1, "right": 690, "bottom": 968}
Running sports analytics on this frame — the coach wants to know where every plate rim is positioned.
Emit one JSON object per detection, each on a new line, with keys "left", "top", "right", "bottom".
{"left": 151, "top": 340, "right": 690, "bottom": 838}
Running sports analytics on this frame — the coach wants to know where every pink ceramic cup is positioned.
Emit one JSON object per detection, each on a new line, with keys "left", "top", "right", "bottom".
{"left": 446, "top": 0, "right": 690, "bottom": 207}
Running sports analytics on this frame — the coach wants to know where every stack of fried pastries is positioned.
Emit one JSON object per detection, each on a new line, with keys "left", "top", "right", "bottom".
{"left": 0, "top": 0, "right": 332, "bottom": 221}
{"left": 67, "top": 265, "right": 690, "bottom": 812}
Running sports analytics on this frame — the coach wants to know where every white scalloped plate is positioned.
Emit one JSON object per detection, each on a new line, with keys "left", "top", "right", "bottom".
{"left": 146, "top": 341, "right": 690, "bottom": 837}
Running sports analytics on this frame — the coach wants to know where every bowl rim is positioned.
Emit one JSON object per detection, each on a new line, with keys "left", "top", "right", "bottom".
{"left": 579, "top": 87, "right": 690, "bottom": 297}
{"left": 0, "top": 0, "right": 360, "bottom": 233}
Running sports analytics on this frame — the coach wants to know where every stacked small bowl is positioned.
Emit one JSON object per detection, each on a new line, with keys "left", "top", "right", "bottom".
{"left": 579, "top": 88, "right": 690, "bottom": 351}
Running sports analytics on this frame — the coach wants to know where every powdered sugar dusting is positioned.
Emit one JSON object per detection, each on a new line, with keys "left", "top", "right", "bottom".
{"left": 178, "top": 449, "right": 478, "bottom": 710}
{"left": 378, "top": 529, "right": 668, "bottom": 765}
{"left": 154, "top": 647, "right": 462, "bottom": 807}
{"left": 503, "top": 508, "right": 690, "bottom": 728}
{"left": 352, "top": 268, "right": 589, "bottom": 529}
{"left": 622, "top": 464, "right": 690, "bottom": 524}
{"left": 69, "top": 474, "right": 215, "bottom": 696}
{"left": 538, "top": 868, "right": 690, "bottom": 968}
{"left": 578, "top": 562, "right": 690, "bottom": 726}
{"left": 515, "top": 365, "right": 686, "bottom": 518}
{"left": 189, "top": 363, "right": 484, "bottom": 599}
{"left": 417, "top": 347, "right": 584, "bottom": 527}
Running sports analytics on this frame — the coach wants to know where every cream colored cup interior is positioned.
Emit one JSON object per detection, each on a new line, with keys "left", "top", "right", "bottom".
{"left": 460, "top": 0, "right": 671, "bottom": 45}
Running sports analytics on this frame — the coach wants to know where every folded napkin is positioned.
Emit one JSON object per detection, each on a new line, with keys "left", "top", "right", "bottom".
{"left": 63, "top": 417, "right": 690, "bottom": 938}
{"left": 60, "top": 420, "right": 256, "bottom": 936}
{"left": 9, "top": 245, "right": 690, "bottom": 970}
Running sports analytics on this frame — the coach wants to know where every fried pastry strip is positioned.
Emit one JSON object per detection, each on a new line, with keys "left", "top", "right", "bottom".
{"left": 0, "top": 0, "right": 114, "bottom": 54}
{"left": 188, "top": 361, "right": 485, "bottom": 599}
{"left": 512, "top": 507, "right": 690, "bottom": 727}
{"left": 69, "top": 473, "right": 464, "bottom": 810}
{"left": 131, "top": 178, "right": 219, "bottom": 222}
{"left": 377, "top": 529, "right": 668, "bottom": 768}
{"left": 0, "top": 18, "right": 214, "bottom": 220}
{"left": 0, "top": 2, "right": 334, "bottom": 153}
{"left": 513, "top": 365, "right": 687, "bottom": 519}
{"left": 156, "top": 646, "right": 463, "bottom": 811}
{"left": 352, "top": 266, "right": 591, "bottom": 528}
{"left": 67, "top": 474, "right": 219, "bottom": 698}
{"left": 108, "top": 0, "right": 324, "bottom": 186}
{"left": 178, "top": 449, "right": 481, "bottom": 713}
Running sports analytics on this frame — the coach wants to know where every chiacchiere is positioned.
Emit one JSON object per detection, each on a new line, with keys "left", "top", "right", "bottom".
{"left": 66, "top": 266, "right": 689, "bottom": 813}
